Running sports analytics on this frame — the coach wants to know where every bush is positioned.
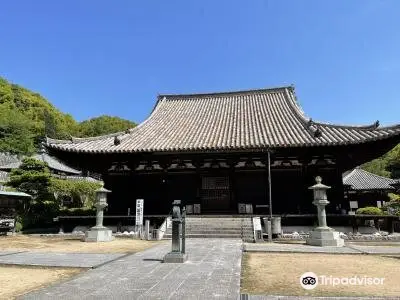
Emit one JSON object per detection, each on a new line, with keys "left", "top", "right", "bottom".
{"left": 14, "top": 221, "right": 23, "bottom": 232}
{"left": 356, "top": 206, "right": 384, "bottom": 215}
{"left": 18, "top": 201, "right": 60, "bottom": 229}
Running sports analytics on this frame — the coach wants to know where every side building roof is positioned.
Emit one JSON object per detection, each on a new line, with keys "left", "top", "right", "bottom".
{"left": 47, "top": 86, "right": 400, "bottom": 153}
{"left": 343, "top": 168, "right": 398, "bottom": 191}
{"left": 0, "top": 152, "right": 81, "bottom": 175}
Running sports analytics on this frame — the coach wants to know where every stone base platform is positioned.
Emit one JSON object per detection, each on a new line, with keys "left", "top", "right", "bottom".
{"left": 163, "top": 252, "right": 188, "bottom": 263}
{"left": 306, "top": 227, "right": 344, "bottom": 247}
{"left": 84, "top": 226, "right": 114, "bottom": 242}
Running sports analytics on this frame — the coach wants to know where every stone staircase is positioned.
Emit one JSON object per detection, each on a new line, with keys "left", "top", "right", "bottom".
{"left": 163, "top": 216, "right": 254, "bottom": 242}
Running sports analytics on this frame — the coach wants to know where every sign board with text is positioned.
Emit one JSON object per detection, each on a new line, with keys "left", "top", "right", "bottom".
{"left": 135, "top": 199, "right": 144, "bottom": 226}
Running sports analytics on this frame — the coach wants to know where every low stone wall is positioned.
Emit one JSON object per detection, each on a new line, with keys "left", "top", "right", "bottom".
{"left": 279, "top": 231, "right": 400, "bottom": 241}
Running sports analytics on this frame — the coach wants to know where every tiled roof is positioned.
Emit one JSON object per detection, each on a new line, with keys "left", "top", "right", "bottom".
{"left": 47, "top": 86, "right": 400, "bottom": 153}
{"left": 0, "top": 190, "right": 32, "bottom": 198}
{"left": 0, "top": 152, "right": 81, "bottom": 175}
{"left": 0, "top": 153, "right": 22, "bottom": 170}
{"left": 32, "top": 152, "right": 81, "bottom": 175}
{"left": 343, "top": 168, "right": 397, "bottom": 191}
{"left": 52, "top": 174, "right": 102, "bottom": 183}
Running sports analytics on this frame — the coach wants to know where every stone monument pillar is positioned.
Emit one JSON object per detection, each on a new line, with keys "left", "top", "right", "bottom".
{"left": 84, "top": 187, "right": 113, "bottom": 242}
{"left": 306, "top": 176, "right": 344, "bottom": 247}
{"left": 163, "top": 200, "right": 188, "bottom": 263}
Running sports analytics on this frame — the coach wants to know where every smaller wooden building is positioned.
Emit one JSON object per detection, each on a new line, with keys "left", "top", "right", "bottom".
{"left": 343, "top": 168, "right": 398, "bottom": 209}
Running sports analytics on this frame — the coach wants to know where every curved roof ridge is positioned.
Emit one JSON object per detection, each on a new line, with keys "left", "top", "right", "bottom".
{"left": 157, "top": 85, "right": 293, "bottom": 99}
{"left": 283, "top": 87, "right": 310, "bottom": 124}
{"left": 46, "top": 132, "right": 124, "bottom": 144}
{"left": 311, "top": 119, "right": 400, "bottom": 131}
{"left": 46, "top": 96, "right": 167, "bottom": 146}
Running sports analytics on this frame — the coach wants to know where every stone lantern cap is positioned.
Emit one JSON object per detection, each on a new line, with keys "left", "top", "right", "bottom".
{"left": 308, "top": 176, "right": 331, "bottom": 190}
{"left": 96, "top": 186, "right": 112, "bottom": 193}
{"left": 172, "top": 200, "right": 181, "bottom": 205}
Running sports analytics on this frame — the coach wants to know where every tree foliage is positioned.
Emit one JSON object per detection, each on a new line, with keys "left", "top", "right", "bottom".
{"left": 7, "top": 158, "right": 52, "bottom": 201}
{"left": 50, "top": 178, "right": 102, "bottom": 207}
{"left": 355, "top": 206, "right": 384, "bottom": 215}
{"left": 362, "top": 144, "right": 400, "bottom": 178}
{"left": 0, "top": 76, "right": 135, "bottom": 154}
{"left": 6, "top": 157, "right": 102, "bottom": 228}
{"left": 0, "top": 105, "right": 36, "bottom": 155}
{"left": 77, "top": 115, "right": 136, "bottom": 137}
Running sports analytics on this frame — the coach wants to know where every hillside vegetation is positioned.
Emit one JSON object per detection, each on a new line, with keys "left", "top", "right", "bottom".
{"left": 362, "top": 144, "right": 400, "bottom": 178}
{"left": 0, "top": 77, "right": 136, "bottom": 155}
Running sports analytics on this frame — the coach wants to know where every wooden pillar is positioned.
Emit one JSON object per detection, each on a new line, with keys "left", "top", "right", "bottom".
{"left": 193, "top": 160, "right": 202, "bottom": 211}
{"left": 388, "top": 217, "right": 394, "bottom": 234}
{"left": 227, "top": 158, "right": 237, "bottom": 213}
{"left": 267, "top": 150, "right": 272, "bottom": 219}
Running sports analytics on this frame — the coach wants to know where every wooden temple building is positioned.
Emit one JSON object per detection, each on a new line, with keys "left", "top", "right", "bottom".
{"left": 46, "top": 86, "right": 400, "bottom": 216}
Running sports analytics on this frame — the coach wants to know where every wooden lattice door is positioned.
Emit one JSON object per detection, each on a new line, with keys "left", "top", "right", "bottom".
{"left": 200, "top": 176, "right": 230, "bottom": 211}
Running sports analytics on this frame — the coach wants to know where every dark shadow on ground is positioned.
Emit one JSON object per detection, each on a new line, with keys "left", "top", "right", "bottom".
{"left": 142, "top": 258, "right": 163, "bottom": 262}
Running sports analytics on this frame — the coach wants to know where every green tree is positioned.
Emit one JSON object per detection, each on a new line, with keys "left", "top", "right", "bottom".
{"left": 77, "top": 115, "right": 136, "bottom": 137}
{"left": 362, "top": 143, "right": 400, "bottom": 178}
{"left": 0, "top": 105, "right": 36, "bottom": 155}
{"left": 49, "top": 178, "right": 101, "bottom": 207}
{"left": 7, "top": 158, "right": 52, "bottom": 201}
{"left": 7, "top": 158, "right": 59, "bottom": 229}
{"left": 386, "top": 144, "right": 400, "bottom": 178}
{"left": 0, "top": 76, "right": 136, "bottom": 155}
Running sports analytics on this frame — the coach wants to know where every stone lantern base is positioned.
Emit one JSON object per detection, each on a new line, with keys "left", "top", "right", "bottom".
{"left": 306, "top": 227, "right": 344, "bottom": 247}
{"left": 84, "top": 226, "right": 113, "bottom": 242}
{"left": 163, "top": 252, "right": 188, "bottom": 263}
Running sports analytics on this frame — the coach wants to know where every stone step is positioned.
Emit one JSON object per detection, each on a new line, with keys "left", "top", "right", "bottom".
{"left": 185, "top": 222, "right": 252, "bottom": 226}
{"left": 185, "top": 220, "right": 249, "bottom": 223}
{"left": 163, "top": 233, "right": 242, "bottom": 239}
{"left": 184, "top": 225, "right": 244, "bottom": 229}
{"left": 183, "top": 230, "right": 242, "bottom": 234}
{"left": 163, "top": 217, "right": 255, "bottom": 242}
{"left": 166, "top": 227, "right": 249, "bottom": 232}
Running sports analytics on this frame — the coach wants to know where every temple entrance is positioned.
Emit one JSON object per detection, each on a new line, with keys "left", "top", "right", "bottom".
{"left": 200, "top": 176, "right": 231, "bottom": 212}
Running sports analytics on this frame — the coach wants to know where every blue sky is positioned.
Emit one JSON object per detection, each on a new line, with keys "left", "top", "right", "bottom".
{"left": 1, "top": 1, "right": 399, "bottom": 125}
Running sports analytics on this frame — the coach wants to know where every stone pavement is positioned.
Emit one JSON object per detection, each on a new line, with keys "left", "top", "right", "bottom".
{"left": 21, "top": 239, "right": 242, "bottom": 300}
{"left": 240, "top": 295, "right": 390, "bottom": 300}
{"left": 244, "top": 242, "right": 400, "bottom": 255}
{"left": 0, "top": 251, "right": 126, "bottom": 268}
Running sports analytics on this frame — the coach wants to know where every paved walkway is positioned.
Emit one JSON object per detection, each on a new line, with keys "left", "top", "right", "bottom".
{"left": 0, "top": 251, "right": 126, "bottom": 268}
{"left": 21, "top": 239, "right": 242, "bottom": 300}
{"left": 244, "top": 242, "right": 400, "bottom": 255}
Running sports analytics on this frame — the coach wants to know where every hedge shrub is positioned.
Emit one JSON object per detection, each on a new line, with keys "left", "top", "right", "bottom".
{"left": 356, "top": 206, "right": 384, "bottom": 215}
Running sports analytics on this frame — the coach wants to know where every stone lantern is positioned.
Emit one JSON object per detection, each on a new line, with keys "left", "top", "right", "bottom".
{"left": 84, "top": 186, "right": 113, "bottom": 242}
{"left": 163, "top": 200, "right": 188, "bottom": 263}
{"left": 306, "top": 176, "right": 344, "bottom": 247}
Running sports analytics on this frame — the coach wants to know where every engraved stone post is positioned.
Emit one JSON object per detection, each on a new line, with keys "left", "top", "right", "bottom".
{"left": 306, "top": 176, "right": 344, "bottom": 247}
{"left": 84, "top": 187, "right": 113, "bottom": 242}
{"left": 144, "top": 219, "right": 150, "bottom": 240}
{"left": 182, "top": 207, "right": 186, "bottom": 254}
{"left": 163, "top": 200, "right": 188, "bottom": 263}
